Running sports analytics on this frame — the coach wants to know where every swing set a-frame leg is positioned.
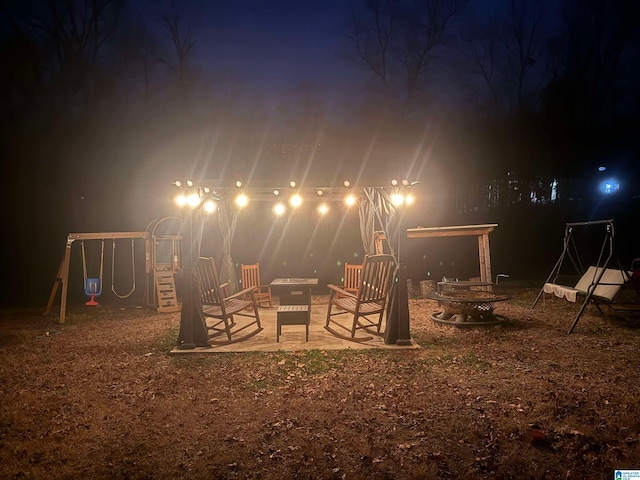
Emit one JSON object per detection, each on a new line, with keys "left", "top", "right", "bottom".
{"left": 44, "top": 244, "right": 72, "bottom": 323}
{"left": 44, "top": 258, "right": 64, "bottom": 316}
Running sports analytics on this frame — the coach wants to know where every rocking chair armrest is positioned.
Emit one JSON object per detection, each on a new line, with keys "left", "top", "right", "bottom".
{"left": 225, "top": 286, "right": 256, "bottom": 301}
{"left": 218, "top": 282, "right": 232, "bottom": 297}
{"left": 327, "top": 284, "right": 355, "bottom": 298}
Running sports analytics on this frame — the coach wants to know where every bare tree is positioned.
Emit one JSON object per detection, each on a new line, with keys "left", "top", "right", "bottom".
{"left": 399, "top": 0, "right": 466, "bottom": 106}
{"left": 349, "top": 0, "right": 398, "bottom": 98}
{"left": 467, "top": 20, "right": 501, "bottom": 109}
{"left": 502, "top": 0, "right": 543, "bottom": 113}
{"left": 157, "top": 0, "right": 196, "bottom": 105}
{"left": 349, "top": 0, "right": 466, "bottom": 115}
{"left": 8, "top": 0, "right": 125, "bottom": 112}
{"left": 547, "top": 0, "right": 639, "bottom": 126}
{"left": 460, "top": 0, "right": 545, "bottom": 115}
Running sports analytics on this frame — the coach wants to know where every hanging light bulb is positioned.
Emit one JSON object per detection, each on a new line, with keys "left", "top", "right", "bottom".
{"left": 273, "top": 203, "right": 286, "bottom": 216}
{"left": 235, "top": 193, "right": 249, "bottom": 208}
{"left": 186, "top": 192, "right": 201, "bottom": 208}
{"left": 391, "top": 192, "right": 404, "bottom": 206}
{"left": 175, "top": 194, "right": 187, "bottom": 207}
{"left": 203, "top": 200, "right": 216, "bottom": 213}
{"left": 318, "top": 203, "right": 329, "bottom": 215}
{"left": 345, "top": 194, "right": 356, "bottom": 206}
{"left": 289, "top": 193, "right": 303, "bottom": 208}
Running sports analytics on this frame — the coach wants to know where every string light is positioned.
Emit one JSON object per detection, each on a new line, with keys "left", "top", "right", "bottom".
{"left": 345, "top": 194, "right": 357, "bottom": 206}
{"left": 203, "top": 200, "right": 216, "bottom": 213}
{"left": 235, "top": 193, "right": 249, "bottom": 208}
{"left": 273, "top": 203, "right": 286, "bottom": 216}
{"left": 289, "top": 194, "right": 303, "bottom": 208}
{"left": 172, "top": 179, "right": 416, "bottom": 216}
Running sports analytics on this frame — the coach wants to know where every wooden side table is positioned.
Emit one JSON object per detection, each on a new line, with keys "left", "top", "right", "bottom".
{"left": 271, "top": 278, "right": 318, "bottom": 342}
{"left": 276, "top": 305, "right": 309, "bottom": 342}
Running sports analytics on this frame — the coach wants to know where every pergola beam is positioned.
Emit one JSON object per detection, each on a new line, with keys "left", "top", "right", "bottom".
{"left": 407, "top": 224, "right": 498, "bottom": 284}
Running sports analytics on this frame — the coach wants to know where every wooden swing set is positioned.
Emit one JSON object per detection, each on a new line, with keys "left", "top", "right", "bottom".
{"left": 45, "top": 232, "right": 151, "bottom": 324}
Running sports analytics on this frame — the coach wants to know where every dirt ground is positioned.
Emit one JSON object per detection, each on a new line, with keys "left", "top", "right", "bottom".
{"left": 1, "top": 288, "right": 639, "bottom": 479}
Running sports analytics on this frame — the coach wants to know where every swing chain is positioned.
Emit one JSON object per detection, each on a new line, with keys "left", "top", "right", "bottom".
{"left": 81, "top": 240, "right": 104, "bottom": 295}
{"left": 111, "top": 239, "right": 136, "bottom": 298}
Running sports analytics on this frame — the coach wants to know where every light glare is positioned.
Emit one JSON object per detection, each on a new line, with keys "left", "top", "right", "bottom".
{"left": 290, "top": 194, "right": 303, "bottom": 208}
{"left": 175, "top": 194, "right": 187, "bottom": 207}
{"left": 345, "top": 194, "right": 356, "bottom": 206}
{"left": 391, "top": 193, "right": 404, "bottom": 206}
{"left": 274, "top": 203, "right": 286, "bottom": 215}
{"left": 203, "top": 200, "right": 216, "bottom": 213}
{"left": 318, "top": 203, "right": 329, "bottom": 215}
{"left": 235, "top": 193, "right": 249, "bottom": 208}
{"left": 186, "top": 193, "right": 201, "bottom": 207}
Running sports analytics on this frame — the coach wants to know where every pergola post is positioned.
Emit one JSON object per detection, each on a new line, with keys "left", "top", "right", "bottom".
{"left": 177, "top": 209, "right": 210, "bottom": 349}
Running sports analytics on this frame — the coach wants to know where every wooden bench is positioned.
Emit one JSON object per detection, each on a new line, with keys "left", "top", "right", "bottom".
{"left": 277, "top": 304, "right": 309, "bottom": 342}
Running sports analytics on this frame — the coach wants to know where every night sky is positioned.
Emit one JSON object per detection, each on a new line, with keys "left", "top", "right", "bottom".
{"left": 1, "top": 0, "right": 638, "bottom": 307}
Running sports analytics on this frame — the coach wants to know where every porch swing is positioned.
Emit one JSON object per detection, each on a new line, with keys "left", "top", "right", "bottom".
{"left": 530, "top": 219, "right": 639, "bottom": 333}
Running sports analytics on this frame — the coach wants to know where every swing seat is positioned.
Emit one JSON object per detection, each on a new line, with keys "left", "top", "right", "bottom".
{"left": 541, "top": 266, "right": 640, "bottom": 333}
{"left": 85, "top": 278, "right": 101, "bottom": 306}
{"left": 84, "top": 278, "right": 102, "bottom": 296}
{"left": 543, "top": 266, "right": 629, "bottom": 304}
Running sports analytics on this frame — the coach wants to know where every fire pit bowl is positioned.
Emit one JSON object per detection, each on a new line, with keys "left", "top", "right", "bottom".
{"left": 427, "top": 290, "right": 511, "bottom": 326}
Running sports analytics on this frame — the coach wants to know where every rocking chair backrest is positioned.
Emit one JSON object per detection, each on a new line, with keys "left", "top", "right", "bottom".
{"left": 241, "top": 263, "right": 262, "bottom": 290}
{"left": 357, "top": 254, "right": 396, "bottom": 305}
{"left": 196, "top": 257, "right": 224, "bottom": 307}
{"left": 344, "top": 263, "right": 363, "bottom": 294}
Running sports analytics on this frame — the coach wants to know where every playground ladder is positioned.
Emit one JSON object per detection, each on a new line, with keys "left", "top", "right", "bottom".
{"left": 154, "top": 272, "right": 181, "bottom": 313}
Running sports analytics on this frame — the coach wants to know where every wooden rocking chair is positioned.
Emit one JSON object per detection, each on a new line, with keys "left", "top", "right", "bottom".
{"left": 241, "top": 263, "right": 273, "bottom": 307}
{"left": 340, "top": 262, "right": 363, "bottom": 296}
{"left": 197, "top": 257, "right": 263, "bottom": 345}
{"left": 325, "top": 254, "right": 396, "bottom": 341}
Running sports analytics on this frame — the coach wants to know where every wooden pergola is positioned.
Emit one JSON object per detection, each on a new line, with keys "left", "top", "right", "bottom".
{"left": 173, "top": 180, "right": 417, "bottom": 348}
{"left": 406, "top": 224, "right": 498, "bottom": 284}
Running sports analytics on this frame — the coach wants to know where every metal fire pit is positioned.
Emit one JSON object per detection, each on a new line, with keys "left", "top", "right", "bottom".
{"left": 427, "top": 289, "right": 511, "bottom": 326}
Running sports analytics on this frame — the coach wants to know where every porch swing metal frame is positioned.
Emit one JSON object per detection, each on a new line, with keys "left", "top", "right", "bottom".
{"left": 530, "top": 219, "right": 638, "bottom": 333}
